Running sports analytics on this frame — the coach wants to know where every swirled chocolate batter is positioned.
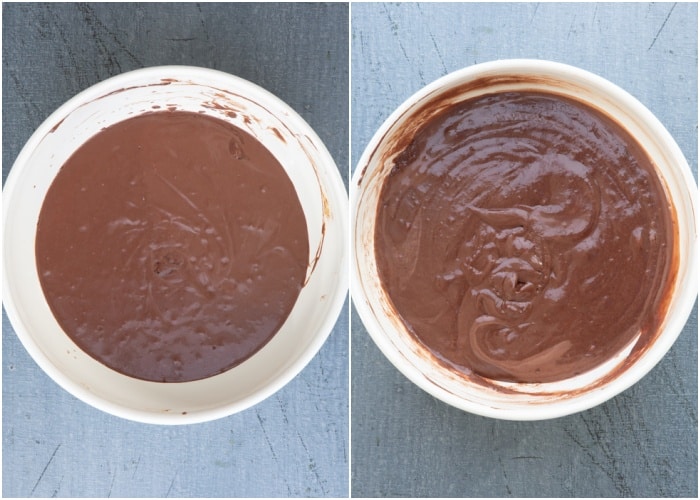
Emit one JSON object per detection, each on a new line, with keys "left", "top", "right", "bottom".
{"left": 36, "top": 111, "right": 308, "bottom": 382}
{"left": 375, "top": 91, "right": 675, "bottom": 384}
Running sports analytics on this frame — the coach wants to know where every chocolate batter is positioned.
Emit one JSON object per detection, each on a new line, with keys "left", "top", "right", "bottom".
{"left": 375, "top": 91, "right": 675, "bottom": 384}
{"left": 36, "top": 111, "right": 309, "bottom": 382}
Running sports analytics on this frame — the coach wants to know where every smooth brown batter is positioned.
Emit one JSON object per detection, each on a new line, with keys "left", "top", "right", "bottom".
{"left": 36, "top": 111, "right": 309, "bottom": 382}
{"left": 375, "top": 91, "right": 675, "bottom": 384}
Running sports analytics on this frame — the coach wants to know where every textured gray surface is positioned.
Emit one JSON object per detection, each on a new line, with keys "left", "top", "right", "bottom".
{"left": 3, "top": 3, "right": 348, "bottom": 497}
{"left": 351, "top": 2, "right": 697, "bottom": 498}
{"left": 3, "top": 2, "right": 699, "bottom": 498}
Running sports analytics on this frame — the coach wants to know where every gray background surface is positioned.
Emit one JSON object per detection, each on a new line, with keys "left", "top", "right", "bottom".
{"left": 351, "top": 2, "right": 697, "bottom": 497}
{"left": 3, "top": 3, "right": 348, "bottom": 497}
{"left": 3, "top": 2, "right": 699, "bottom": 499}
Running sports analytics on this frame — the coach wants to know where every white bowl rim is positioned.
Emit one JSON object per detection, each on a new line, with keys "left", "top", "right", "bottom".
{"left": 351, "top": 58, "right": 698, "bottom": 421}
{"left": 3, "top": 65, "right": 349, "bottom": 424}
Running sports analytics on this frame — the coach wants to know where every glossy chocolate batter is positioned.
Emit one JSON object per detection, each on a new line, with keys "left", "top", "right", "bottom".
{"left": 375, "top": 91, "right": 675, "bottom": 384}
{"left": 36, "top": 111, "right": 309, "bottom": 382}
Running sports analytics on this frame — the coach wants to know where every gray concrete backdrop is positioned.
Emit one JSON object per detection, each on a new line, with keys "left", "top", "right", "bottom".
{"left": 351, "top": 2, "right": 697, "bottom": 497}
{"left": 3, "top": 3, "right": 349, "bottom": 497}
{"left": 3, "top": 1, "right": 698, "bottom": 498}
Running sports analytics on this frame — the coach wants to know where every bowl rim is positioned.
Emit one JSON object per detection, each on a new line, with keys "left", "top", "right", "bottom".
{"left": 350, "top": 58, "right": 698, "bottom": 421}
{"left": 3, "top": 65, "right": 349, "bottom": 424}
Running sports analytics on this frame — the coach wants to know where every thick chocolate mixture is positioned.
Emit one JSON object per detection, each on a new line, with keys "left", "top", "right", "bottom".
{"left": 375, "top": 92, "right": 675, "bottom": 384}
{"left": 37, "top": 111, "right": 309, "bottom": 382}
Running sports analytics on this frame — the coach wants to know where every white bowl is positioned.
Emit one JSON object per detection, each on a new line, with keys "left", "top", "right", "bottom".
{"left": 3, "top": 66, "right": 348, "bottom": 424}
{"left": 351, "top": 59, "right": 698, "bottom": 420}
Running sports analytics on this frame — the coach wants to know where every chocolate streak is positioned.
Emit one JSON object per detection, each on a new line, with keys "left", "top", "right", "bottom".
{"left": 36, "top": 111, "right": 309, "bottom": 382}
{"left": 375, "top": 91, "right": 675, "bottom": 384}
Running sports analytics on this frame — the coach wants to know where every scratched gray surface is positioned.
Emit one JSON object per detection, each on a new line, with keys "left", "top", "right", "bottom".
{"left": 351, "top": 2, "right": 697, "bottom": 498}
{"left": 2, "top": 3, "right": 348, "bottom": 497}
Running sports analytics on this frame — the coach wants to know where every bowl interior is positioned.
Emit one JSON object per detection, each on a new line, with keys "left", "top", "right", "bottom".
{"left": 3, "top": 67, "right": 348, "bottom": 423}
{"left": 352, "top": 60, "right": 697, "bottom": 420}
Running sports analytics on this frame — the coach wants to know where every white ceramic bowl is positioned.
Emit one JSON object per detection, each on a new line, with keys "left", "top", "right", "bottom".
{"left": 3, "top": 66, "right": 348, "bottom": 424}
{"left": 351, "top": 59, "right": 698, "bottom": 420}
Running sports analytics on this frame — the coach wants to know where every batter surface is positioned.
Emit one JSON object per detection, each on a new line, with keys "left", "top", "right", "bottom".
{"left": 37, "top": 111, "right": 309, "bottom": 382}
{"left": 375, "top": 91, "right": 675, "bottom": 383}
